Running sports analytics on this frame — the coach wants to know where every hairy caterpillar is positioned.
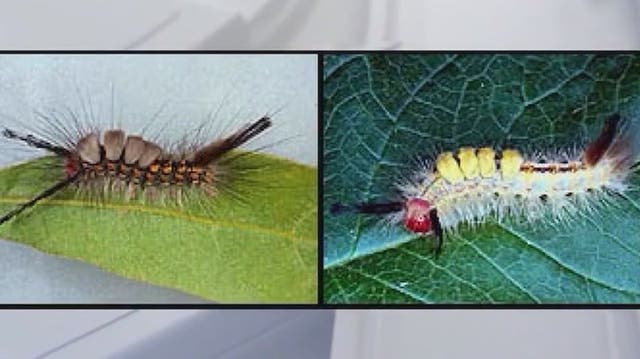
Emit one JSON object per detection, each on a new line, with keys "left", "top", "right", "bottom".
{"left": 0, "top": 54, "right": 319, "bottom": 304}
{"left": 332, "top": 113, "right": 640, "bottom": 256}
{"left": 0, "top": 115, "right": 272, "bottom": 225}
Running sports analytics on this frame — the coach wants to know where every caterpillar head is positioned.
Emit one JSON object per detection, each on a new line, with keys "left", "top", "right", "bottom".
{"left": 403, "top": 198, "right": 432, "bottom": 233}
{"left": 331, "top": 197, "right": 443, "bottom": 256}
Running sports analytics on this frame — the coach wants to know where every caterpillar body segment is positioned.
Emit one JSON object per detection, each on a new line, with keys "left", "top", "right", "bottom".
{"left": 499, "top": 149, "right": 524, "bottom": 179}
{"left": 456, "top": 147, "right": 480, "bottom": 179}
{"left": 476, "top": 147, "right": 496, "bottom": 178}
{"left": 434, "top": 152, "right": 464, "bottom": 183}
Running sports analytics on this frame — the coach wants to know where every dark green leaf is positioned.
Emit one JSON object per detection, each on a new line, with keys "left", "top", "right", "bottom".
{"left": 323, "top": 54, "right": 640, "bottom": 303}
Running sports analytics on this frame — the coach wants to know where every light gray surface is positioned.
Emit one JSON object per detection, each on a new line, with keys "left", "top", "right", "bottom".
{"left": 109, "top": 310, "right": 335, "bottom": 359}
{"left": 0, "top": 0, "right": 371, "bottom": 50}
{"left": 397, "top": 0, "right": 640, "bottom": 49}
{"left": 0, "top": 0, "right": 246, "bottom": 50}
{"left": 0, "top": 310, "right": 335, "bottom": 359}
{"left": 331, "top": 310, "right": 640, "bottom": 359}
{"left": 5, "top": 310, "right": 640, "bottom": 359}
{"left": 2, "top": 0, "right": 640, "bottom": 50}
{"left": 0, "top": 310, "right": 134, "bottom": 358}
{"left": 0, "top": 54, "right": 317, "bottom": 303}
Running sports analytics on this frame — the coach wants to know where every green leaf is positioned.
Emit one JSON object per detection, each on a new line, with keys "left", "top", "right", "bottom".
{"left": 0, "top": 154, "right": 317, "bottom": 303}
{"left": 323, "top": 54, "right": 640, "bottom": 303}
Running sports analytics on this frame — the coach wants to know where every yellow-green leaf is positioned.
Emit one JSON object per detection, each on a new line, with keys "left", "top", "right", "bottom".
{"left": 0, "top": 153, "right": 317, "bottom": 303}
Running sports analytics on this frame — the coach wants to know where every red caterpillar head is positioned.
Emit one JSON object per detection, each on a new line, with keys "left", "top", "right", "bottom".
{"left": 64, "top": 156, "right": 79, "bottom": 178}
{"left": 403, "top": 198, "right": 432, "bottom": 233}
{"left": 330, "top": 197, "right": 443, "bottom": 256}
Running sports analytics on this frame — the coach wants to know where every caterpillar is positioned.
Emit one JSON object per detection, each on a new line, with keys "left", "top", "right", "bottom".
{"left": 0, "top": 115, "right": 272, "bottom": 225}
{"left": 331, "top": 113, "right": 640, "bottom": 256}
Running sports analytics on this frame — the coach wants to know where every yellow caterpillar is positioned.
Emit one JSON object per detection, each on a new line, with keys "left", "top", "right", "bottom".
{"left": 332, "top": 113, "right": 639, "bottom": 255}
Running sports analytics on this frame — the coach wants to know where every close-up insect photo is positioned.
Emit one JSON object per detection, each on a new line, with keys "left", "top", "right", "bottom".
{"left": 0, "top": 54, "right": 318, "bottom": 304}
{"left": 323, "top": 53, "right": 640, "bottom": 304}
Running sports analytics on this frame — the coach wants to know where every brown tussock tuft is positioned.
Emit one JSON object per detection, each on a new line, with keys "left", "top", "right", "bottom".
{"left": 582, "top": 113, "right": 619, "bottom": 166}
{"left": 188, "top": 116, "right": 272, "bottom": 167}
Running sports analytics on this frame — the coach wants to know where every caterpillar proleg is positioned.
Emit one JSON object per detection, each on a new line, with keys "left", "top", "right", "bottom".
{"left": 332, "top": 113, "right": 640, "bottom": 256}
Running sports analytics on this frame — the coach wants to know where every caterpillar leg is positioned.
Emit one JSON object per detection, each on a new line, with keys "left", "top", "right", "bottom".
{"left": 429, "top": 208, "right": 443, "bottom": 257}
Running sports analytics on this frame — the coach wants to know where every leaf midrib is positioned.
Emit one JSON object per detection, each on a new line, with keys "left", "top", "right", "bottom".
{"left": 0, "top": 197, "right": 305, "bottom": 244}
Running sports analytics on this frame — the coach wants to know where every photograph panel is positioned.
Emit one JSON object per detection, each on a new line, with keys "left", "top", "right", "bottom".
{"left": 323, "top": 53, "right": 640, "bottom": 304}
{"left": 0, "top": 53, "right": 318, "bottom": 304}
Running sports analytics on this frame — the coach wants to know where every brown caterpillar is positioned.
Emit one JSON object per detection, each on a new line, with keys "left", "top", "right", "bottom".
{"left": 0, "top": 116, "right": 272, "bottom": 225}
